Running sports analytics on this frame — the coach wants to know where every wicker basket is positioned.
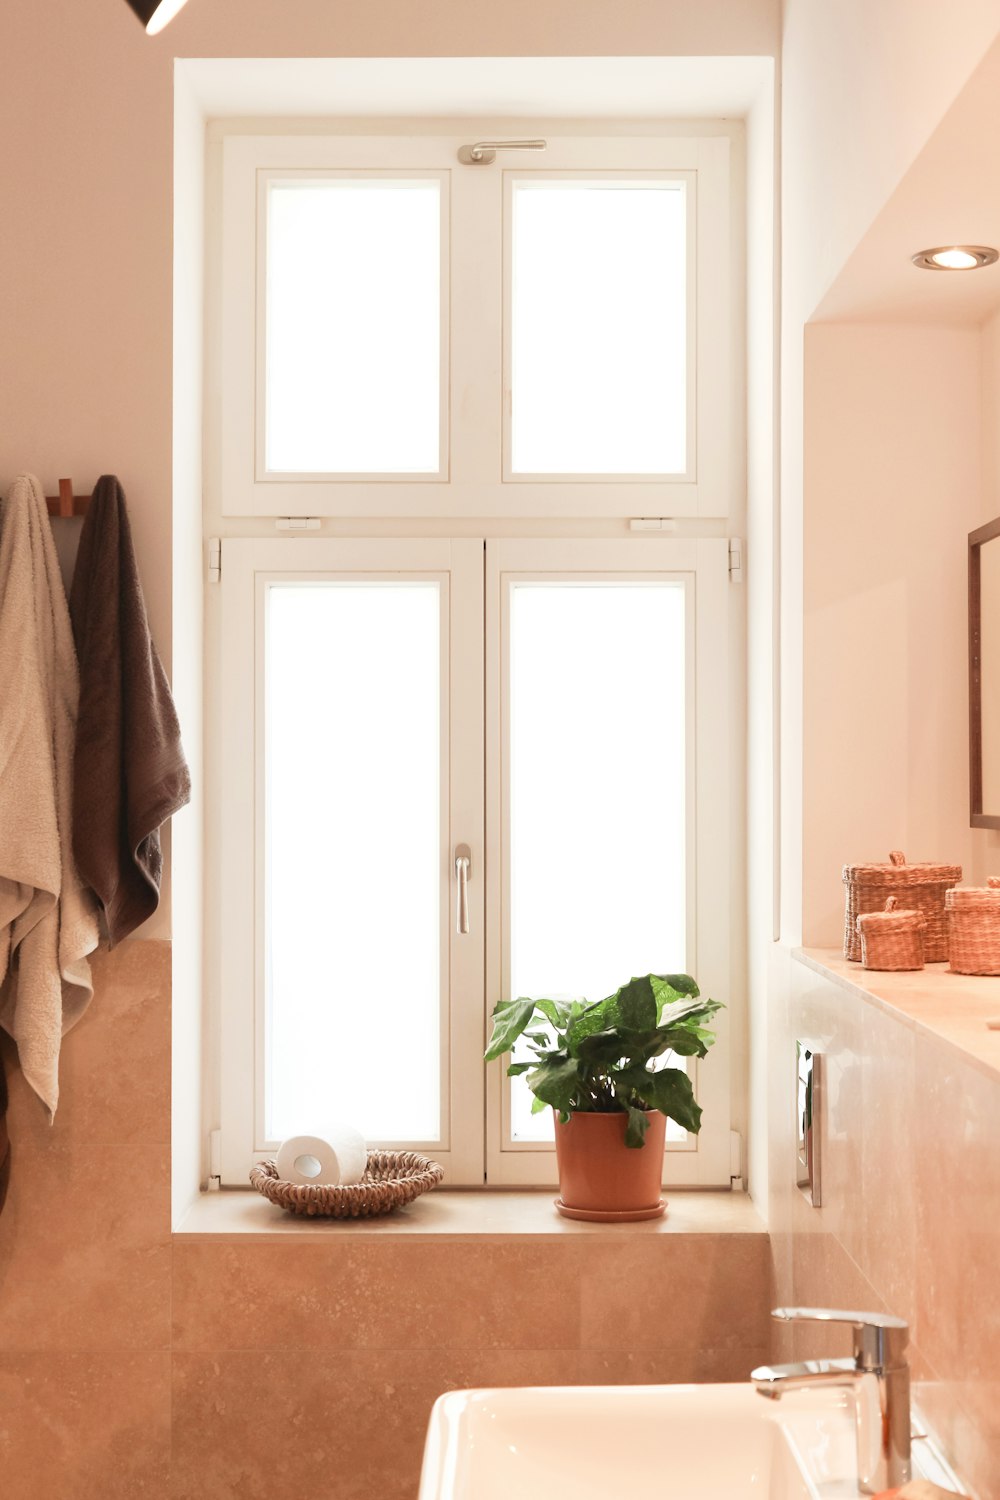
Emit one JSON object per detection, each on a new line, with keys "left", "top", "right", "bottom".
{"left": 856, "top": 897, "right": 925, "bottom": 971}
{"left": 946, "top": 877, "right": 1000, "bottom": 976}
{"left": 842, "top": 850, "right": 961, "bottom": 962}
{"left": 250, "top": 1150, "right": 444, "bottom": 1218}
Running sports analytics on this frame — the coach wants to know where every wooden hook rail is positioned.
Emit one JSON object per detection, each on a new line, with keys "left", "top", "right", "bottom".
{"left": 45, "top": 479, "right": 91, "bottom": 519}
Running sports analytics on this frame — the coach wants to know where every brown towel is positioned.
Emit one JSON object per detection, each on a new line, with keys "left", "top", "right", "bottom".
{"left": 69, "top": 475, "right": 191, "bottom": 945}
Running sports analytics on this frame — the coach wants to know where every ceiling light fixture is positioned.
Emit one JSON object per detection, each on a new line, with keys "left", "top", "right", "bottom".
{"left": 124, "top": 0, "right": 192, "bottom": 35}
{"left": 911, "top": 245, "right": 999, "bottom": 272}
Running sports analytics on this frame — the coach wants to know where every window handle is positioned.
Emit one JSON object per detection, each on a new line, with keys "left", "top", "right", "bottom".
{"left": 455, "top": 844, "right": 472, "bottom": 935}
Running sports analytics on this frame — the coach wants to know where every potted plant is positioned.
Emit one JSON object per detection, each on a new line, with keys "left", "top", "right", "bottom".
{"left": 485, "top": 972, "right": 721, "bottom": 1221}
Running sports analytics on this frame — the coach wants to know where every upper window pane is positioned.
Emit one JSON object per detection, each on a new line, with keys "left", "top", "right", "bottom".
{"left": 264, "top": 177, "right": 442, "bottom": 475}
{"left": 509, "top": 178, "right": 687, "bottom": 476}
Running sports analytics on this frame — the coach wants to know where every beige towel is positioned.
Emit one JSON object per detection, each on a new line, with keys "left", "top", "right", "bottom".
{"left": 0, "top": 474, "right": 99, "bottom": 1116}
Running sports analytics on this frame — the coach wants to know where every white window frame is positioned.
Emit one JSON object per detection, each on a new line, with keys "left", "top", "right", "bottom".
{"left": 485, "top": 538, "right": 733, "bottom": 1187}
{"left": 217, "top": 131, "right": 734, "bottom": 520}
{"left": 216, "top": 537, "right": 486, "bottom": 1186}
{"left": 214, "top": 535, "right": 733, "bottom": 1187}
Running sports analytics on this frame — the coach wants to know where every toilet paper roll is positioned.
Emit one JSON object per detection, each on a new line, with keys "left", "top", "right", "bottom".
{"left": 275, "top": 1126, "right": 367, "bottom": 1187}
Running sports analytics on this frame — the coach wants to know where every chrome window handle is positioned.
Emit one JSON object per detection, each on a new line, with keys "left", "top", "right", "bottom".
{"left": 455, "top": 844, "right": 471, "bottom": 935}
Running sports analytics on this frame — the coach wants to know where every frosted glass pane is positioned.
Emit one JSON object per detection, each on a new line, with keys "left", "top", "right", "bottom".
{"left": 508, "top": 583, "right": 687, "bottom": 1143}
{"left": 510, "top": 181, "right": 686, "bottom": 474}
{"left": 265, "top": 179, "right": 441, "bottom": 473}
{"left": 265, "top": 582, "right": 441, "bottom": 1142}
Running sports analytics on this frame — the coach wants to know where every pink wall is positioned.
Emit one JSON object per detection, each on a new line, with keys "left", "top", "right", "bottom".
{"left": 802, "top": 323, "right": 983, "bottom": 944}
{"left": 778, "top": 0, "right": 1000, "bottom": 942}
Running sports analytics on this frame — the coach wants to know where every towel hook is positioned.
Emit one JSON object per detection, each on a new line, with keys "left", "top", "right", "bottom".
{"left": 44, "top": 480, "right": 91, "bottom": 519}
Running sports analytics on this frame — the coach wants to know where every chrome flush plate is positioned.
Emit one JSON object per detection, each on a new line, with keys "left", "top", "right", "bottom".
{"left": 795, "top": 1042, "right": 823, "bottom": 1207}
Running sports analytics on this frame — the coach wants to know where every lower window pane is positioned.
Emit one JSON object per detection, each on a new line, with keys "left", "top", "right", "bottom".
{"left": 508, "top": 581, "right": 688, "bottom": 1143}
{"left": 265, "top": 582, "right": 441, "bottom": 1142}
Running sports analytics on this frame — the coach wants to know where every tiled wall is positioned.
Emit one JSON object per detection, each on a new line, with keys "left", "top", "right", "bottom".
{"left": 768, "top": 948, "right": 1000, "bottom": 1500}
{"left": 0, "top": 941, "right": 770, "bottom": 1500}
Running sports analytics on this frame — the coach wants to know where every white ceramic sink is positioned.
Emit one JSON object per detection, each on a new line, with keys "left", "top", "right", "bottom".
{"left": 418, "top": 1382, "right": 866, "bottom": 1500}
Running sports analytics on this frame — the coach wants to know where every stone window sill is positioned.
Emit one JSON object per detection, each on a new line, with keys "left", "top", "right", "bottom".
{"left": 173, "top": 1187, "right": 765, "bottom": 1241}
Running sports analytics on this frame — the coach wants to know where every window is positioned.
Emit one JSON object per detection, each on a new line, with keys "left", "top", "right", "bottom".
{"left": 217, "top": 537, "right": 733, "bottom": 1187}
{"left": 210, "top": 126, "right": 741, "bottom": 1189}
{"left": 217, "top": 131, "right": 734, "bottom": 518}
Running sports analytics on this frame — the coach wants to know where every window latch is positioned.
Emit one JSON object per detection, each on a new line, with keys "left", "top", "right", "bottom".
{"left": 458, "top": 139, "right": 546, "bottom": 166}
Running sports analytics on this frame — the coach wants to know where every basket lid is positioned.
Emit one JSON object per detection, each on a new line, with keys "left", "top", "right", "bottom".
{"left": 856, "top": 896, "right": 925, "bottom": 933}
{"left": 946, "top": 877, "right": 1000, "bottom": 910}
{"left": 843, "top": 849, "right": 962, "bottom": 885}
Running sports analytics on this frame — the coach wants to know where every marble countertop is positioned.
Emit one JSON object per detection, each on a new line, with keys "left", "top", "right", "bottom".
{"left": 795, "top": 947, "right": 1000, "bottom": 1083}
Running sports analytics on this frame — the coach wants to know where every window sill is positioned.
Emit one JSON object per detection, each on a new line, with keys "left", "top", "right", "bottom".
{"left": 173, "top": 1188, "right": 765, "bottom": 1241}
{"left": 795, "top": 947, "right": 1000, "bottom": 1085}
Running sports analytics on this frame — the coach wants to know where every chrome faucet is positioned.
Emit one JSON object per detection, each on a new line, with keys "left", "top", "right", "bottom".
{"left": 751, "top": 1307, "right": 911, "bottom": 1495}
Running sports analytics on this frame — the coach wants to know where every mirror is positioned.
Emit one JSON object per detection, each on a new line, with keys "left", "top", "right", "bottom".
{"left": 970, "top": 518, "right": 1000, "bottom": 829}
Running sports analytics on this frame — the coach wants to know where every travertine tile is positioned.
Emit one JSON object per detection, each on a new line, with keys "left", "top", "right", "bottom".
{"left": 577, "top": 1234, "right": 771, "bottom": 1353}
{"left": 4, "top": 939, "right": 171, "bottom": 1152}
{"left": 858, "top": 1004, "right": 917, "bottom": 1332}
{"left": 0, "top": 1353, "right": 170, "bottom": 1499}
{"left": 0, "top": 1145, "right": 170, "bottom": 1352}
{"left": 171, "top": 1350, "right": 590, "bottom": 1500}
{"left": 172, "top": 1239, "right": 583, "bottom": 1352}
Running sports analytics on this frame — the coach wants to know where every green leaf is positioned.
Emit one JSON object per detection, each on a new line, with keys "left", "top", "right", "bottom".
{"left": 624, "top": 1105, "right": 650, "bottom": 1149}
{"left": 505, "top": 1062, "right": 533, "bottom": 1076}
{"left": 526, "top": 1056, "right": 580, "bottom": 1113}
{"left": 484, "top": 997, "right": 537, "bottom": 1061}
{"left": 530, "top": 1093, "right": 549, "bottom": 1115}
{"left": 657, "top": 993, "right": 722, "bottom": 1030}
{"left": 564, "top": 997, "right": 613, "bottom": 1051}
{"left": 608, "top": 975, "right": 658, "bottom": 1032}
{"left": 535, "top": 998, "right": 574, "bottom": 1031}
{"left": 653, "top": 972, "right": 700, "bottom": 1001}
{"left": 622, "top": 1066, "right": 704, "bottom": 1135}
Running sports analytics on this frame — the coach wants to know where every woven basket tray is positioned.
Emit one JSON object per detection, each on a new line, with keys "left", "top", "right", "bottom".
{"left": 947, "top": 878, "right": 1000, "bottom": 976}
{"left": 250, "top": 1150, "right": 444, "bottom": 1218}
{"left": 856, "top": 897, "right": 925, "bottom": 971}
{"left": 842, "top": 850, "right": 961, "bottom": 962}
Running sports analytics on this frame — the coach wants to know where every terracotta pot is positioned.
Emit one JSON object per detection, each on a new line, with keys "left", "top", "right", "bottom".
{"left": 553, "top": 1109, "right": 666, "bottom": 1221}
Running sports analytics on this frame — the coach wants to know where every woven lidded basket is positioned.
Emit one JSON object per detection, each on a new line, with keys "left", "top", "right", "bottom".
{"left": 856, "top": 897, "right": 925, "bottom": 972}
{"left": 946, "top": 877, "right": 1000, "bottom": 976}
{"left": 842, "top": 851, "right": 961, "bottom": 962}
{"left": 250, "top": 1150, "right": 444, "bottom": 1218}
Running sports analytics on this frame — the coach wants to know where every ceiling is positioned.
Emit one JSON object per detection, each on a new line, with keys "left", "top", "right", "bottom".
{"left": 815, "top": 31, "right": 1000, "bottom": 326}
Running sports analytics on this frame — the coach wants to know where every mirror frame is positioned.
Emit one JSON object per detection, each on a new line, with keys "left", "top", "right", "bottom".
{"left": 970, "top": 515, "right": 1000, "bottom": 829}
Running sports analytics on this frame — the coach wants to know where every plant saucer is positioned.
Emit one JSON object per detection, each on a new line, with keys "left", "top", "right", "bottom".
{"left": 554, "top": 1198, "right": 666, "bottom": 1223}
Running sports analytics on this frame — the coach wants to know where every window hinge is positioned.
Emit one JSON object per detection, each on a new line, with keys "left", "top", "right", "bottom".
{"left": 207, "top": 1128, "right": 222, "bottom": 1192}
{"left": 208, "top": 536, "right": 221, "bottom": 584}
{"left": 629, "top": 517, "right": 677, "bottom": 533}
{"left": 730, "top": 1129, "right": 743, "bottom": 1187}
{"left": 728, "top": 537, "right": 744, "bottom": 583}
{"left": 275, "top": 517, "right": 321, "bottom": 532}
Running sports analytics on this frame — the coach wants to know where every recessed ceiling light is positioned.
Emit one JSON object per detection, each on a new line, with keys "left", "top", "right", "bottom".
{"left": 124, "top": 0, "right": 192, "bottom": 34}
{"left": 911, "top": 245, "right": 999, "bottom": 271}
